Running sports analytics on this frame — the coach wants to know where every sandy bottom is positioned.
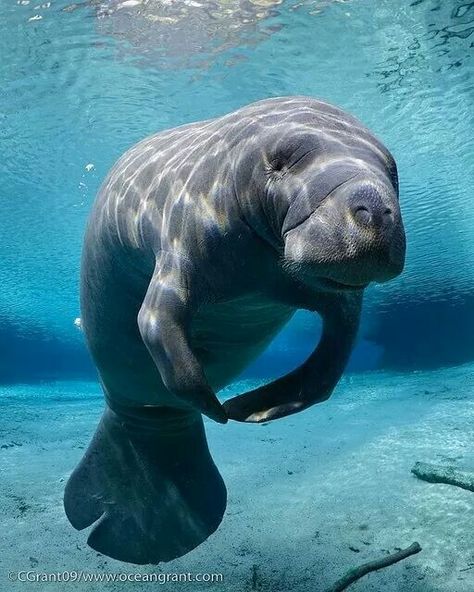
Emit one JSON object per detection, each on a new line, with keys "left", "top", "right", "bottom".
{"left": 1, "top": 364, "right": 473, "bottom": 592}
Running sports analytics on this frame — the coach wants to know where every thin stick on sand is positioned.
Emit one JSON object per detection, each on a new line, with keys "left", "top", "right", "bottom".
{"left": 412, "top": 461, "right": 474, "bottom": 493}
{"left": 324, "top": 542, "right": 422, "bottom": 592}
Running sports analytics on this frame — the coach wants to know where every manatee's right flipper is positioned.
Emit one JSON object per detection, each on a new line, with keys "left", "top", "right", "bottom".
{"left": 64, "top": 407, "right": 226, "bottom": 564}
{"left": 137, "top": 252, "right": 228, "bottom": 424}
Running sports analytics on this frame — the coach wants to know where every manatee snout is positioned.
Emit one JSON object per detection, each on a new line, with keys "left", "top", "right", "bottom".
{"left": 347, "top": 182, "right": 396, "bottom": 234}
{"left": 283, "top": 177, "right": 406, "bottom": 290}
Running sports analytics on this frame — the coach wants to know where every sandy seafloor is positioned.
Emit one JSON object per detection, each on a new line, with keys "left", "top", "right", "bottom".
{"left": 1, "top": 364, "right": 473, "bottom": 592}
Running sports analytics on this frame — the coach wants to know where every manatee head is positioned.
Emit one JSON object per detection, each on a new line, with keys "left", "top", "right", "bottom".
{"left": 237, "top": 124, "right": 406, "bottom": 292}
{"left": 281, "top": 165, "right": 406, "bottom": 291}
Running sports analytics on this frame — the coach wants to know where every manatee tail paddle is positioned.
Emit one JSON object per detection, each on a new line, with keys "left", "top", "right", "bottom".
{"left": 64, "top": 406, "right": 226, "bottom": 564}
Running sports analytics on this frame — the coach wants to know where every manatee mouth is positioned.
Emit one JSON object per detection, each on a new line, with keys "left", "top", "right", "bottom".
{"left": 318, "top": 277, "right": 369, "bottom": 292}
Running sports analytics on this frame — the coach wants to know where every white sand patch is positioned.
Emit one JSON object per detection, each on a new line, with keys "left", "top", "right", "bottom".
{"left": 0, "top": 365, "right": 473, "bottom": 591}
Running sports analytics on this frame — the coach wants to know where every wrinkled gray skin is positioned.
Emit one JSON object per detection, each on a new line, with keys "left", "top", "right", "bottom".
{"left": 65, "top": 97, "right": 405, "bottom": 565}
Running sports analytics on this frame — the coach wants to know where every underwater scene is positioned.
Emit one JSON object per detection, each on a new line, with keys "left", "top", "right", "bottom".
{"left": 1, "top": 0, "right": 474, "bottom": 590}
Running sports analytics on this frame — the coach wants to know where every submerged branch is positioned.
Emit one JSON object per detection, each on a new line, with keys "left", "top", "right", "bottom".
{"left": 324, "top": 542, "right": 422, "bottom": 592}
{"left": 412, "top": 461, "right": 474, "bottom": 493}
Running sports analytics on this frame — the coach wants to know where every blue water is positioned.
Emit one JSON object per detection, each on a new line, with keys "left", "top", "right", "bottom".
{"left": 2, "top": 0, "right": 474, "bottom": 383}
{"left": 1, "top": 2, "right": 474, "bottom": 590}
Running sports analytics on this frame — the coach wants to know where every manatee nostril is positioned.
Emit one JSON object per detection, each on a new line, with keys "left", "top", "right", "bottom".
{"left": 383, "top": 207, "right": 394, "bottom": 223}
{"left": 351, "top": 204, "right": 394, "bottom": 228}
{"left": 352, "top": 205, "right": 372, "bottom": 226}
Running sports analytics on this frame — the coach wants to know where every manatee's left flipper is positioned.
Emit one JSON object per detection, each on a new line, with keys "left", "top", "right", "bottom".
{"left": 224, "top": 292, "right": 362, "bottom": 423}
{"left": 138, "top": 252, "right": 227, "bottom": 424}
{"left": 223, "top": 372, "right": 304, "bottom": 423}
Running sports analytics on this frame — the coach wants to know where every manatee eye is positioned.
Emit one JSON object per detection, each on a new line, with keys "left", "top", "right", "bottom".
{"left": 269, "top": 135, "right": 321, "bottom": 176}
{"left": 265, "top": 156, "right": 286, "bottom": 178}
{"left": 270, "top": 158, "right": 284, "bottom": 172}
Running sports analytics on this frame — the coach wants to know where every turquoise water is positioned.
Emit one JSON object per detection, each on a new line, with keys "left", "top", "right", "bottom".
{"left": 1, "top": 1, "right": 474, "bottom": 590}
{"left": 2, "top": 0, "right": 474, "bottom": 381}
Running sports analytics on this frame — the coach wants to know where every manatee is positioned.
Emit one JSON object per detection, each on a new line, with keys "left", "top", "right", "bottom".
{"left": 64, "top": 96, "right": 406, "bottom": 564}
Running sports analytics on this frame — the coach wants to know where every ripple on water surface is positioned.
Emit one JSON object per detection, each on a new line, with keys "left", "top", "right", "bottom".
{"left": 0, "top": 0, "right": 473, "bottom": 370}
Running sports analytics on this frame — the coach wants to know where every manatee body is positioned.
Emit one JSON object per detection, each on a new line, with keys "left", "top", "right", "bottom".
{"left": 65, "top": 97, "right": 405, "bottom": 564}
